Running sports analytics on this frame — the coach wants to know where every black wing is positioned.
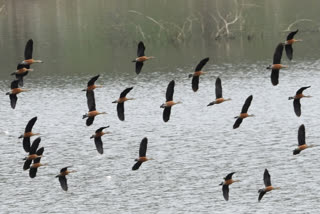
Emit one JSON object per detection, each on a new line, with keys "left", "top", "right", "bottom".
{"left": 194, "top": 57, "right": 209, "bottom": 72}
{"left": 241, "top": 95, "right": 253, "bottom": 113}
{"left": 271, "top": 69, "right": 279, "bottom": 86}
{"left": 94, "top": 137, "right": 104, "bottom": 154}
{"left": 192, "top": 76, "right": 199, "bottom": 92}
{"left": 117, "top": 103, "right": 125, "bottom": 121}
{"left": 258, "top": 190, "right": 266, "bottom": 202}
{"left": 10, "top": 94, "right": 17, "bottom": 109}
{"left": 11, "top": 79, "right": 19, "bottom": 89}
{"left": 87, "top": 75, "right": 100, "bottom": 87}
{"left": 163, "top": 107, "right": 171, "bottom": 122}
{"left": 296, "top": 86, "right": 310, "bottom": 95}
{"left": 135, "top": 62, "right": 143, "bottom": 74}
{"left": 225, "top": 172, "right": 235, "bottom": 180}
{"left": 36, "top": 147, "right": 44, "bottom": 156}
{"left": 29, "top": 137, "right": 41, "bottom": 154}
{"left": 24, "top": 39, "right": 33, "bottom": 60}
{"left": 293, "top": 99, "right": 301, "bottom": 117}
{"left": 96, "top": 126, "right": 109, "bottom": 133}
{"left": 17, "top": 63, "right": 30, "bottom": 70}
{"left": 287, "top": 29, "right": 298, "bottom": 41}
{"left": 298, "top": 124, "right": 305, "bottom": 146}
{"left": 23, "top": 137, "right": 31, "bottom": 153}
{"left": 132, "top": 161, "right": 143, "bottom": 170}
{"left": 137, "top": 41, "right": 145, "bottom": 57}
{"left": 285, "top": 44, "right": 293, "bottom": 61}
{"left": 233, "top": 118, "right": 243, "bottom": 129}
{"left": 25, "top": 117, "right": 37, "bottom": 133}
{"left": 86, "top": 117, "right": 95, "bottom": 126}
{"left": 86, "top": 90, "right": 96, "bottom": 111}
{"left": 166, "top": 80, "right": 175, "bottom": 102}
{"left": 60, "top": 167, "right": 69, "bottom": 173}
{"left": 273, "top": 43, "right": 283, "bottom": 64}
{"left": 215, "top": 77, "right": 222, "bottom": 99}
{"left": 120, "top": 87, "right": 133, "bottom": 98}
{"left": 222, "top": 185, "right": 229, "bottom": 201}
{"left": 59, "top": 176, "right": 68, "bottom": 191}
{"left": 23, "top": 159, "right": 32, "bottom": 170}
{"left": 139, "top": 137, "right": 148, "bottom": 157}
{"left": 16, "top": 72, "right": 28, "bottom": 87}
{"left": 29, "top": 167, "right": 38, "bottom": 178}
{"left": 263, "top": 169, "right": 271, "bottom": 187}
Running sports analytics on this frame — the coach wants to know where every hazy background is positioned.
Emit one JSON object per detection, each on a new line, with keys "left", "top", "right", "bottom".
{"left": 0, "top": 0, "right": 320, "bottom": 213}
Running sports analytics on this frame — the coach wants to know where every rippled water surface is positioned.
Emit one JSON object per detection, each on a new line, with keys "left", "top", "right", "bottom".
{"left": 1, "top": 1, "right": 320, "bottom": 213}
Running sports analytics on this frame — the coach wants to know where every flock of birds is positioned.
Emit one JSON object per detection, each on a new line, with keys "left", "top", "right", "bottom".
{"left": 5, "top": 29, "right": 315, "bottom": 202}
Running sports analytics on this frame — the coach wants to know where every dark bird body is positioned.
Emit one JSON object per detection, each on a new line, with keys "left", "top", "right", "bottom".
{"left": 233, "top": 95, "right": 253, "bottom": 129}
{"left": 188, "top": 57, "right": 209, "bottom": 92}
{"left": 132, "top": 137, "right": 152, "bottom": 170}
{"left": 160, "top": 80, "right": 181, "bottom": 122}
{"left": 288, "top": 86, "right": 311, "bottom": 117}
{"left": 112, "top": 87, "right": 134, "bottom": 121}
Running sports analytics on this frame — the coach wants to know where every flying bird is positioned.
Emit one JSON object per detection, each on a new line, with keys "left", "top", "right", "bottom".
{"left": 207, "top": 77, "right": 231, "bottom": 106}
{"left": 233, "top": 95, "right": 254, "bottom": 129}
{"left": 219, "top": 172, "right": 239, "bottom": 201}
{"left": 21, "top": 39, "right": 43, "bottom": 65}
{"left": 23, "top": 137, "right": 44, "bottom": 170}
{"left": 188, "top": 57, "right": 209, "bottom": 92}
{"left": 11, "top": 63, "right": 33, "bottom": 86}
{"left": 112, "top": 87, "right": 134, "bottom": 121}
{"left": 160, "top": 80, "right": 181, "bottom": 122}
{"left": 285, "top": 29, "right": 301, "bottom": 60}
{"left": 29, "top": 156, "right": 47, "bottom": 178}
{"left": 90, "top": 126, "right": 110, "bottom": 154}
{"left": 132, "top": 41, "right": 154, "bottom": 74}
{"left": 293, "top": 124, "right": 315, "bottom": 155}
{"left": 266, "top": 43, "right": 288, "bottom": 86}
{"left": 82, "top": 75, "right": 101, "bottom": 91}
{"left": 56, "top": 166, "right": 76, "bottom": 191}
{"left": 258, "top": 169, "right": 279, "bottom": 202}
{"left": 132, "top": 137, "right": 153, "bottom": 170}
{"left": 19, "top": 117, "right": 39, "bottom": 153}
{"left": 288, "top": 86, "right": 311, "bottom": 117}
{"left": 83, "top": 90, "right": 106, "bottom": 126}
{"left": 6, "top": 79, "right": 30, "bottom": 109}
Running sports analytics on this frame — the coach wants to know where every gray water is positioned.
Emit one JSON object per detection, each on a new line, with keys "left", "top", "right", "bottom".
{"left": 1, "top": 1, "right": 320, "bottom": 213}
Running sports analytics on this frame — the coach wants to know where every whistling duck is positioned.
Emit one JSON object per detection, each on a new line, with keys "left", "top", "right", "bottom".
{"left": 82, "top": 75, "right": 101, "bottom": 91}
{"left": 21, "top": 39, "right": 43, "bottom": 65}
{"left": 90, "top": 126, "right": 110, "bottom": 154}
{"left": 288, "top": 86, "right": 311, "bottom": 117}
{"left": 56, "top": 166, "right": 76, "bottom": 191}
{"left": 208, "top": 77, "right": 231, "bottom": 106}
{"left": 160, "top": 80, "right": 181, "bottom": 122}
{"left": 219, "top": 172, "right": 240, "bottom": 201}
{"left": 258, "top": 169, "right": 279, "bottom": 202}
{"left": 19, "top": 117, "right": 39, "bottom": 153}
{"left": 132, "top": 137, "right": 153, "bottom": 170}
{"left": 267, "top": 43, "right": 288, "bottom": 86}
{"left": 29, "top": 156, "right": 47, "bottom": 178}
{"left": 188, "top": 57, "right": 209, "bottom": 92}
{"left": 83, "top": 90, "right": 106, "bottom": 126}
{"left": 6, "top": 79, "right": 30, "bottom": 109}
{"left": 11, "top": 63, "right": 33, "bottom": 86}
{"left": 293, "top": 124, "right": 315, "bottom": 155}
{"left": 23, "top": 137, "right": 44, "bottom": 170}
{"left": 285, "top": 30, "right": 301, "bottom": 60}
{"left": 233, "top": 95, "right": 254, "bottom": 129}
{"left": 112, "top": 87, "right": 134, "bottom": 121}
{"left": 132, "top": 41, "right": 154, "bottom": 74}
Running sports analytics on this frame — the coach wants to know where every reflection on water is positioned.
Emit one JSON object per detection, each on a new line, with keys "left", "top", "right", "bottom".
{"left": 1, "top": 0, "right": 320, "bottom": 213}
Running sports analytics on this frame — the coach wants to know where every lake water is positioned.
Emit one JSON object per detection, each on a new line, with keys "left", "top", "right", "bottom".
{"left": 1, "top": 1, "right": 320, "bottom": 213}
